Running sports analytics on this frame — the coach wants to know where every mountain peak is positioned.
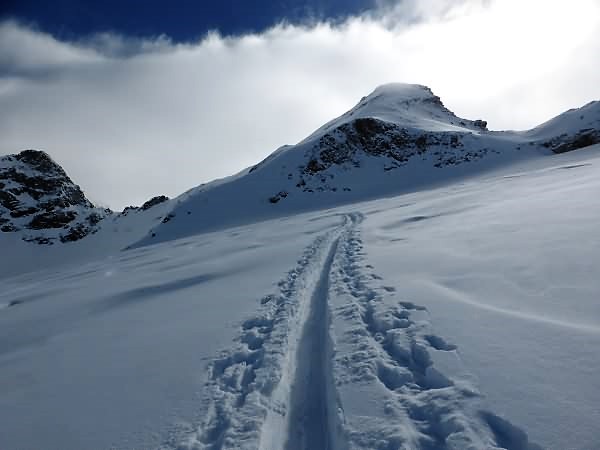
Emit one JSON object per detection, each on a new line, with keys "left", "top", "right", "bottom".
{"left": 7, "top": 149, "right": 68, "bottom": 179}
{"left": 0, "top": 149, "right": 108, "bottom": 244}
{"left": 15, "top": 148, "right": 57, "bottom": 165}
{"left": 366, "top": 83, "right": 438, "bottom": 102}
{"left": 306, "top": 84, "right": 487, "bottom": 141}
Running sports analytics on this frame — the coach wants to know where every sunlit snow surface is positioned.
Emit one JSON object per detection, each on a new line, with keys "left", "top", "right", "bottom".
{"left": 1, "top": 146, "right": 600, "bottom": 450}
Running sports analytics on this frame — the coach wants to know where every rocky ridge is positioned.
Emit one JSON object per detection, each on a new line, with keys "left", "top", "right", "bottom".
{"left": 0, "top": 150, "right": 169, "bottom": 244}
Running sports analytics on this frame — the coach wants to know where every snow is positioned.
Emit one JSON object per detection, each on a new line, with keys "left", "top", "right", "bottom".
{"left": 0, "top": 213, "right": 344, "bottom": 449}
{"left": 1, "top": 84, "right": 600, "bottom": 449}
{"left": 2, "top": 146, "right": 599, "bottom": 449}
{"left": 523, "top": 100, "right": 600, "bottom": 139}
{"left": 303, "top": 83, "right": 488, "bottom": 138}
{"left": 0, "top": 198, "right": 172, "bottom": 277}
{"left": 130, "top": 85, "right": 598, "bottom": 249}
{"left": 359, "top": 146, "right": 600, "bottom": 449}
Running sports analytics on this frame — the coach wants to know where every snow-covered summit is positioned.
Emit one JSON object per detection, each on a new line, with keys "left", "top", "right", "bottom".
{"left": 307, "top": 83, "right": 488, "bottom": 140}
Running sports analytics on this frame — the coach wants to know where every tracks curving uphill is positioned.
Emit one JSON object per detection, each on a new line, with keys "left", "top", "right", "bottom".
{"left": 178, "top": 212, "right": 538, "bottom": 450}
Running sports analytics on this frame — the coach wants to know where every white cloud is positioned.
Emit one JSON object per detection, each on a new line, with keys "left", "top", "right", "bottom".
{"left": 1, "top": 0, "right": 599, "bottom": 208}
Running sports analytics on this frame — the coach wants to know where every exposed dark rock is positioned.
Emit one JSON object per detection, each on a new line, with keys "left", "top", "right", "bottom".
{"left": 141, "top": 195, "right": 169, "bottom": 210}
{"left": 543, "top": 129, "right": 600, "bottom": 154}
{"left": 87, "top": 212, "right": 104, "bottom": 226}
{"left": 15, "top": 150, "right": 63, "bottom": 173}
{"left": 60, "top": 224, "right": 89, "bottom": 243}
{"left": 28, "top": 211, "right": 77, "bottom": 229}
{"left": 59, "top": 213, "right": 103, "bottom": 242}
{"left": 1, "top": 149, "right": 107, "bottom": 243}
{"left": 162, "top": 213, "right": 175, "bottom": 223}
{"left": 474, "top": 120, "right": 488, "bottom": 130}
{"left": 22, "top": 236, "right": 54, "bottom": 245}
{"left": 10, "top": 207, "right": 38, "bottom": 218}
{"left": 268, "top": 191, "right": 288, "bottom": 204}
{"left": 0, "top": 191, "right": 19, "bottom": 210}
{"left": 301, "top": 117, "right": 474, "bottom": 179}
{"left": 305, "top": 159, "right": 326, "bottom": 174}
{"left": 120, "top": 205, "right": 139, "bottom": 216}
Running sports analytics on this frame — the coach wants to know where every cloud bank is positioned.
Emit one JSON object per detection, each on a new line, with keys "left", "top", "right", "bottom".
{"left": 1, "top": 0, "right": 599, "bottom": 208}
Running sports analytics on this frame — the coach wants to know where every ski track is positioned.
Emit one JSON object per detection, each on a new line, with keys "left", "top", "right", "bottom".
{"left": 330, "top": 214, "right": 539, "bottom": 450}
{"left": 174, "top": 213, "right": 538, "bottom": 450}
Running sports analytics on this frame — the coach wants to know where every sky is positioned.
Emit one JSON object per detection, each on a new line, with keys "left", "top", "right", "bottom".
{"left": 1, "top": 0, "right": 599, "bottom": 209}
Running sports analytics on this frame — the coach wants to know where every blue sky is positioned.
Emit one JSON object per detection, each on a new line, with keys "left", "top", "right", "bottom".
{"left": 1, "top": 0, "right": 374, "bottom": 40}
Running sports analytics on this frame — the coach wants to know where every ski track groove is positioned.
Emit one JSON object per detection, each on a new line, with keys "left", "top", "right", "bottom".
{"left": 174, "top": 212, "right": 538, "bottom": 450}
{"left": 283, "top": 236, "right": 342, "bottom": 450}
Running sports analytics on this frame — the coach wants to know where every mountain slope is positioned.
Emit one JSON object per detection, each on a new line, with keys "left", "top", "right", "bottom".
{"left": 2, "top": 145, "right": 599, "bottom": 450}
{"left": 134, "top": 83, "right": 600, "bottom": 247}
{"left": 2, "top": 84, "right": 598, "bottom": 253}
{"left": 2, "top": 85, "right": 600, "bottom": 450}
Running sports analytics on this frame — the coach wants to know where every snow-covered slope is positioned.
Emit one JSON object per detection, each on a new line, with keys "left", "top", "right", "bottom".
{"left": 2, "top": 85, "right": 600, "bottom": 450}
{"left": 2, "top": 146, "right": 599, "bottom": 450}
{"left": 135, "top": 84, "right": 600, "bottom": 247}
{"left": 523, "top": 100, "right": 600, "bottom": 146}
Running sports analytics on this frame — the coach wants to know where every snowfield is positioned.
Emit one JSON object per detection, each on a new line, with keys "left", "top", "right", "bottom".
{"left": 1, "top": 84, "right": 599, "bottom": 450}
{"left": 1, "top": 146, "right": 599, "bottom": 450}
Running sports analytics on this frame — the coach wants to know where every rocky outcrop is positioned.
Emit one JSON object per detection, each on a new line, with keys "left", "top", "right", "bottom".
{"left": 290, "top": 117, "right": 496, "bottom": 195}
{"left": 0, "top": 150, "right": 109, "bottom": 244}
{"left": 542, "top": 129, "right": 600, "bottom": 154}
{"left": 141, "top": 195, "right": 169, "bottom": 210}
